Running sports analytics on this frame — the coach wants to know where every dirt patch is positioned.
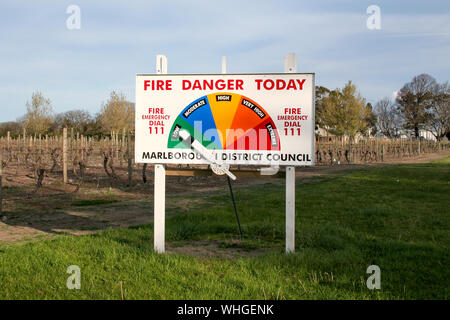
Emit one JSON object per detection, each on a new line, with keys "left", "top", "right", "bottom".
{"left": 168, "top": 240, "right": 269, "bottom": 259}
{"left": 1, "top": 200, "right": 153, "bottom": 239}
{"left": 0, "top": 196, "right": 215, "bottom": 245}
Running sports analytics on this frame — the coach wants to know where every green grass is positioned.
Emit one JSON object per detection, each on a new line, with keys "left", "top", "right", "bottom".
{"left": 0, "top": 160, "right": 449, "bottom": 299}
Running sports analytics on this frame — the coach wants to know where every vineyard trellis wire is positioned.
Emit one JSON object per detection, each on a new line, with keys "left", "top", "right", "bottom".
{"left": 0, "top": 130, "right": 448, "bottom": 197}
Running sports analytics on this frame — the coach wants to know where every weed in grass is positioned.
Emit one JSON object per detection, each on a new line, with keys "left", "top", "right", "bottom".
{"left": 72, "top": 199, "right": 119, "bottom": 206}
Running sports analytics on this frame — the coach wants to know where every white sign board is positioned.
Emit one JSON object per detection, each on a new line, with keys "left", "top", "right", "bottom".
{"left": 135, "top": 73, "right": 315, "bottom": 166}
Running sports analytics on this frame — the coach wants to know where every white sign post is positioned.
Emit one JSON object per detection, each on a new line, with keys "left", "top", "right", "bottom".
{"left": 154, "top": 54, "right": 167, "bottom": 253}
{"left": 285, "top": 53, "right": 297, "bottom": 254}
{"left": 136, "top": 54, "right": 314, "bottom": 253}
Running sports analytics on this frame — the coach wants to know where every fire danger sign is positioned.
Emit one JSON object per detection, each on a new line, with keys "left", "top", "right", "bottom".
{"left": 135, "top": 73, "right": 315, "bottom": 166}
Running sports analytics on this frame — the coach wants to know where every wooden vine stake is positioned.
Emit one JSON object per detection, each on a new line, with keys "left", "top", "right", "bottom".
{"left": 63, "top": 127, "right": 68, "bottom": 184}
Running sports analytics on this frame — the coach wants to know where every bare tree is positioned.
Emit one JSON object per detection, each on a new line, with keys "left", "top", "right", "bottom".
{"left": 54, "top": 109, "right": 93, "bottom": 133}
{"left": 425, "top": 82, "right": 450, "bottom": 141}
{"left": 375, "top": 97, "right": 403, "bottom": 138}
{"left": 315, "top": 85, "right": 331, "bottom": 130}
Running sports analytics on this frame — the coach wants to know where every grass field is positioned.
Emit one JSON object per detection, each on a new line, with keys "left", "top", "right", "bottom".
{"left": 0, "top": 159, "right": 449, "bottom": 299}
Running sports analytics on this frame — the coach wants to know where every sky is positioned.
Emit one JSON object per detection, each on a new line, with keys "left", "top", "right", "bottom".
{"left": 0, "top": 0, "right": 449, "bottom": 122}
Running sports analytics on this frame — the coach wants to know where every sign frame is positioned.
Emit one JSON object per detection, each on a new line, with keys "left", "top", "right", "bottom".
{"left": 144, "top": 53, "right": 309, "bottom": 254}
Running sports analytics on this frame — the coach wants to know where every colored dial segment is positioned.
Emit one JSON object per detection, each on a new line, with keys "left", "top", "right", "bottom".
{"left": 167, "top": 92, "right": 280, "bottom": 151}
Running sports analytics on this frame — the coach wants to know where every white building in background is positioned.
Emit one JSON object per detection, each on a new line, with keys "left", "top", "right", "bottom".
{"left": 316, "top": 126, "right": 439, "bottom": 142}
{"left": 315, "top": 127, "right": 368, "bottom": 143}
{"left": 419, "top": 130, "right": 437, "bottom": 141}
{"left": 374, "top": 129, "right": 438, "bottom": 141}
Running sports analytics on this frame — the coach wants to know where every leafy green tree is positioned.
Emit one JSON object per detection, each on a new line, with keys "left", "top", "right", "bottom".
{"left": 22, "top": 91, "right": 54, "bottom": 135}
{"left": 97, "top": 91, "right": 134, "bottom": 134}
{"left": 362, "top": 102, "right": 377, "bottom": 136}
{"left": 320, "top": 81, "right": 370, "bottom": 139}
{"left": 0, "top": 121, "right": 23, "bottom": 138}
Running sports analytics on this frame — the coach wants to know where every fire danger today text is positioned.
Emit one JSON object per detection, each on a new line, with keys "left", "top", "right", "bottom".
{"left": 143, "top": 78, "right": 307, "bottom": 91}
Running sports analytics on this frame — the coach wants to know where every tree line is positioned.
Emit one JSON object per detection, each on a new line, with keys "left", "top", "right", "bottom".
{"left": 0, "top": 90, "right": 134, "bottom": 138}
{"left": 316, "top": 74, "right": 449, "bottom": 141}
{"left": 1, "top": 73, "right": 448, "bottom": 141}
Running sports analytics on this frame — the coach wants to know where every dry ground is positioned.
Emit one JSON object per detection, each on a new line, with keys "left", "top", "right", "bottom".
{"left": 0, "top": 150, "right": 449, "bottom": 249}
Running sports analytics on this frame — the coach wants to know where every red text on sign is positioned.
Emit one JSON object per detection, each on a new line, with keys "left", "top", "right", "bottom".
{"left": 255, "top": 79, "right": 306, "bottom": 91}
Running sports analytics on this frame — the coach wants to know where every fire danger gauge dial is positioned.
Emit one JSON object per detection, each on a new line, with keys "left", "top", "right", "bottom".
{"left": 168, "top": 92, "right": 281, "bottom": 151}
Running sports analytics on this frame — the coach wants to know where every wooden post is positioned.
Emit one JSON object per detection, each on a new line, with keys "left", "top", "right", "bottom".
{"left": 121, "top": 128, "right": 126, "bottom": 167}
{"left": 110, "top": 131, "right": 114, "bottom": 158}
{"left": 375, "top": 138, "right": 378, "bottom": 162}
{"left": 349, "top": 139, "right": 352, "bottom": 164}
{"left": 63, "top": 128, "right": 68, "bottom": 184}
{"left": 127, "top": 131, "right": 132, "bottom": 186}
{"left": 76, "top": 132, "right": 80, "bottom": 156}
{"left": 70, "top": 127, "right": 74, "bottom": 161}
{"left": 6, "top": 131, "right": 10, "bottom": 148}
{"left": 116, "top": 131, "right": 119, "bottom": 161}
{"left": 80, "top": 134, "right": 84, "bottom": 162}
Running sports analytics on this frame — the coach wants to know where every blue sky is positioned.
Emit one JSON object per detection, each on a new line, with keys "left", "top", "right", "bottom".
{"left": 0, "top": 0, "right": 449, "bottom": 122}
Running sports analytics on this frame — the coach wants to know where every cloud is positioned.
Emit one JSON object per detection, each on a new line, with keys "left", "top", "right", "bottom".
{"left": 392, "top": 91, "right": 399, "bottom": 100}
